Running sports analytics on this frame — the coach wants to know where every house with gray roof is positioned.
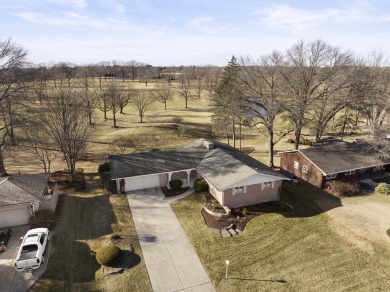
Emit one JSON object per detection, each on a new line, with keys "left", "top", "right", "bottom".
{"left": 279, "top": 139, "right": 390, "bottom": 188}
{"left": 109, "top": 138, "right": 288, "bottom": 208}
{"left": 0, "top": 174, "right": 59, "bottom": 228}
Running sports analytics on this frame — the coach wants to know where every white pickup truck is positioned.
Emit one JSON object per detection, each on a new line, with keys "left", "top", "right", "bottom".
{"left": 15, "top": 228, "right": 49, "bottom": 272}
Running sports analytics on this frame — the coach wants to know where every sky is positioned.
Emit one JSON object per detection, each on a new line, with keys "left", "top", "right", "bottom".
{"left": 1, "top": 0, "right": 390, "bottom": 66}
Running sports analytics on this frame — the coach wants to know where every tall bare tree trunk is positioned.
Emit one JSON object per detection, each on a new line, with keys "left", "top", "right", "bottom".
{"left": 268, "top": 129, "right": 275, "bottom": 168}
{"left": 239, "top": 121, "right": 242, "bottom": 150}
{"left": 232, "top": 118, "right": 236, "bottom": 148}
{"left": 0, "top": 151, "right": 7, "bottom": 176}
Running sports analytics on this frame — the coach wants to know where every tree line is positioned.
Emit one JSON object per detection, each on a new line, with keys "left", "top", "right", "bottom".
{"left": 212, "top": 40, "right": 390, "bottom": 167}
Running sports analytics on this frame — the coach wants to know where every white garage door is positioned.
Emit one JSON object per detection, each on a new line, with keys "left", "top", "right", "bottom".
{"left": 0, "top": 207, "right": 30, "bottom": 228}
{"left": 124, "top": 174, "right": 160, "bottom": 191}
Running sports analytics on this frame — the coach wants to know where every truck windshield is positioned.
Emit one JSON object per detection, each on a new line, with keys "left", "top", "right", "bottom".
{"left": 21, "top": 245, "right": 38, "bottom": 254}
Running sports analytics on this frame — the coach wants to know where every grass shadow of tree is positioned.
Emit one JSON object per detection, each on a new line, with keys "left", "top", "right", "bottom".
{"left": 108, "top": 250, "right": 141, "bottom": 270}
{"left": 281, "top": 181, "right": 342, "bottom": 218}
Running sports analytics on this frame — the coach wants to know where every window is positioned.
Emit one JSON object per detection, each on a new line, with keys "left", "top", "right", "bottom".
{"left": 40, "top": 234, "right": 46, "bottom": 245}
{"left": 326, "top": 173, "right": 337, "bottom": 180}
{"left": 263, "top": 181, "right": 273, "bottom": 190}
{"left": 294, "top": 161, "right": 299, "bottom": 169}
{"left": 302, "top": 165, "right": 308, "bottom": 173}
{"left": 233, "top": 186, "right": 245, "bottom": 195}
{"left": 345, "top": 170, "right": 355, "bottom": 176}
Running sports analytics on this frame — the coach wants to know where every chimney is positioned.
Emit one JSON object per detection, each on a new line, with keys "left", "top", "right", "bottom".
{"left": 202, "top": 139, "right": 214, "bottom": 150}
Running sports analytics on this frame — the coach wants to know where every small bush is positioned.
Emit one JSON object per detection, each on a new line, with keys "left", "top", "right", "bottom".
{"left": 96, "top": 245, "right": 121, "bottom": 265}
{"left": 375, "top": 182, "right": 390, "bottom": 195}
{"left": 194, "top": 178, "right": 208, "bottom": 192}
{"left": 300, "top": 139, "right": 313, "bottom": 146}
{"left": 286, "top": 138, "right": 295, "bottom": 143}
{"left": 326, "top": 181, "right": 360, "bottom": 197}
{"left": 169, "top": 180, "right": 183, "bottom": 191}
{"left": 98, "top": 162, "right": 110, "bottom": 175}
{"left": 101, "top": 171, "right": 117, "bottom": 193}
{"left": 172, "top": 116, "right": 183, "bottom": 126}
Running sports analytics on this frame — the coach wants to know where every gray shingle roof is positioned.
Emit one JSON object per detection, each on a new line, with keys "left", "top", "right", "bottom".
{"left": 197, "top": 149, "right": 287, "bottom": 190}
{"left": 109, "top": 149, "right": 208, "bottom": 179}
{"left": 109, "top": 138, "right": 288, "bottom": 190}
{"left": 300, "top": 141, "right": 385, "bottom": 174}
{"left": 0, "top": 173, "right": 49, "bottom": 207}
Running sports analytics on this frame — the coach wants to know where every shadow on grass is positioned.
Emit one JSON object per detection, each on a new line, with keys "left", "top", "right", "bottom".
{"left": 229, "top": 277, "right": 287, "bottom": 283}
{"left": 108, "top": 250, "right": 141, "bottom": 269}
{"left": 37, "top": 194, "right": 116, "bottom": 286}
{"left": 43, "top": 241, "right": 101, "bottom": 283}
{"left": 281, "top": 181, "right": 342, "bottom": 218}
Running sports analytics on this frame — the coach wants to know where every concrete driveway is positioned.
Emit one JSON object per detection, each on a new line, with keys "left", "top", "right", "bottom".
{"left": 0, "top": 226, "right": 51, "bottom": 292}
{"left": 127, "top": 188, "right": 215, "bottom": 292}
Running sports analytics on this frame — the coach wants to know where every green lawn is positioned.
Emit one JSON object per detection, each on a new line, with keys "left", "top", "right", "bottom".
{"left": 171, "top": 187, "right": 390, "bottom": 291}
{"left": 31, "top": 180, "right": 152, "bottom": 292}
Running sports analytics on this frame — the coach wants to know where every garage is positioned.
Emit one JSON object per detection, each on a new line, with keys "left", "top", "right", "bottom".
{"left": 0, "top": 204, "right": 33, "bottom": 228}
{"left": 124, "top": 174, "right": 160, "bottom": 191}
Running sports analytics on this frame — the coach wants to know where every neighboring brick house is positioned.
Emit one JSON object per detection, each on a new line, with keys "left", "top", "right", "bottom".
{"left": 109, "top": 139, "right": 289, "bottom": 208}
{"left": 279, "top": 139, "right": 390, "bottom": 188}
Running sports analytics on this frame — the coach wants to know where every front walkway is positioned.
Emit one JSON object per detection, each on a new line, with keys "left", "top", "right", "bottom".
{"left": 127, "top": 188, "right": 215, "bottom": 292}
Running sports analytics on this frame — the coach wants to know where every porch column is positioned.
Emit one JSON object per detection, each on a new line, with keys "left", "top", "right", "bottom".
{"left": 186, "top": 170, "right": 191, "bottom": 187}
{"left": 116, "top": 179, "right": 120, "bottom": 192}
{"left": 168, "top": 172, "right": 172, "bottom": 189}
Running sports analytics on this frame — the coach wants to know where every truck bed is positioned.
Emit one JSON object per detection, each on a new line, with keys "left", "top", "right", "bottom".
{"left": 17, "top": 245, "right": 38, "bottom": 261}
{"left": 18, "top": 250, "right": 37, "bottom": 261}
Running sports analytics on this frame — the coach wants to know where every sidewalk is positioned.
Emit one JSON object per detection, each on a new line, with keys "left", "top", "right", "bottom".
{"left": 127, "top": 188, "right": 215, "bottom": 292}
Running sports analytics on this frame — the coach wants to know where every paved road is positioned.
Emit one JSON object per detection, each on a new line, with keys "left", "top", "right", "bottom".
{"left": 127, "top": 188, "right": 215, "bottom": 292}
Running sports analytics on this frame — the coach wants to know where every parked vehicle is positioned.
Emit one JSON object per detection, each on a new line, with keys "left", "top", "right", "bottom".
{"left": 0, "top": 228, "right": 11, "bottom": 252}
{"left": 15, "top": 228, "right": 49, "bottom": 272}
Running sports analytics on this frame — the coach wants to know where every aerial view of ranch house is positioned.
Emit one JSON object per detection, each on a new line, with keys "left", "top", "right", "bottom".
{"left": 2, "top": 1, "right": 390, "bottom": 290}
{"left": 109, "top": 139, "right": 288, "bottom": 208}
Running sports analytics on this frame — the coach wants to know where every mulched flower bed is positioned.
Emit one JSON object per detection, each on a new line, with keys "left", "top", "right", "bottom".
{"left": 161, "top": 187, "right": 189, "bottom": 197}
{"left": 202, "top": 195, "right": 292, "bottom": 231}
{"left": 49, "top": 170, "right": 86, "bottom": 191}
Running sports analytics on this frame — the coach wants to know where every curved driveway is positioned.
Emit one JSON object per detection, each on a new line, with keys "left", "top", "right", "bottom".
{"left": 127, "top": 188, "right": 215, "bottom": 292}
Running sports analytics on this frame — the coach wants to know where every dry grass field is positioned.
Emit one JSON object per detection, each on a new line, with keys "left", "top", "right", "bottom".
{"left": 5, "top": 78, "right": 326, "bottom": 176}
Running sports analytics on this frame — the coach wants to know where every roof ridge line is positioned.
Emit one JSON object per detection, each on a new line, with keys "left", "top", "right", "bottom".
{"left": 0, "top": 176, "right": 9, "bottom": 185}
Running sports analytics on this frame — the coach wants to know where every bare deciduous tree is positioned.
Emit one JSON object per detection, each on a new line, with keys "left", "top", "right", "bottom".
{"left": 98, "top": 90, "right": 111, "bottom": 120}
{"left": 104, "top": 83, "right": 121, "bottom": 128}
{"left": 239, "top": 52, "right": 291, "bottom": 167}
{"left": 204, "top": 66, "right": 221, "bottom": 98}
{"left": 352, "top": 52, "right": 390, "bottom": 134}
{"left": 130, "top": 90, "right": 155, "bottom": 123}
{"left": 127, "top": 60, "right": 140, "bottom": 81}
{"left": 280, "top": 40, "right": 353, "bottom": 149}
{"left": 153, "top": 83, "right": 173, "bottom": 110}
{"left": 177, "top": 79, "right": 193, "bottom": 108}
{"left": 20, "top": 124, "right": 58, "bottom": 173}
{"left": 77, "top": 67, "right": 98, "bottom": 124}
{"left": 0, "top": 38, "right": 28, "bottom": 175}
{"left": 39, "top": 87, "right": 93, "bottom": 182}
{"left": 118, "top": 87, "right": 134, "bottom": 114}
{"left": 114, "top": 136, "right": 135, "bottom": 154}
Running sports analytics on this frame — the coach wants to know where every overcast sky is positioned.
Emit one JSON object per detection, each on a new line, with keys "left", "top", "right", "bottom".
{"left": 1, "top": 0, "right": 390, "bottom": 66}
